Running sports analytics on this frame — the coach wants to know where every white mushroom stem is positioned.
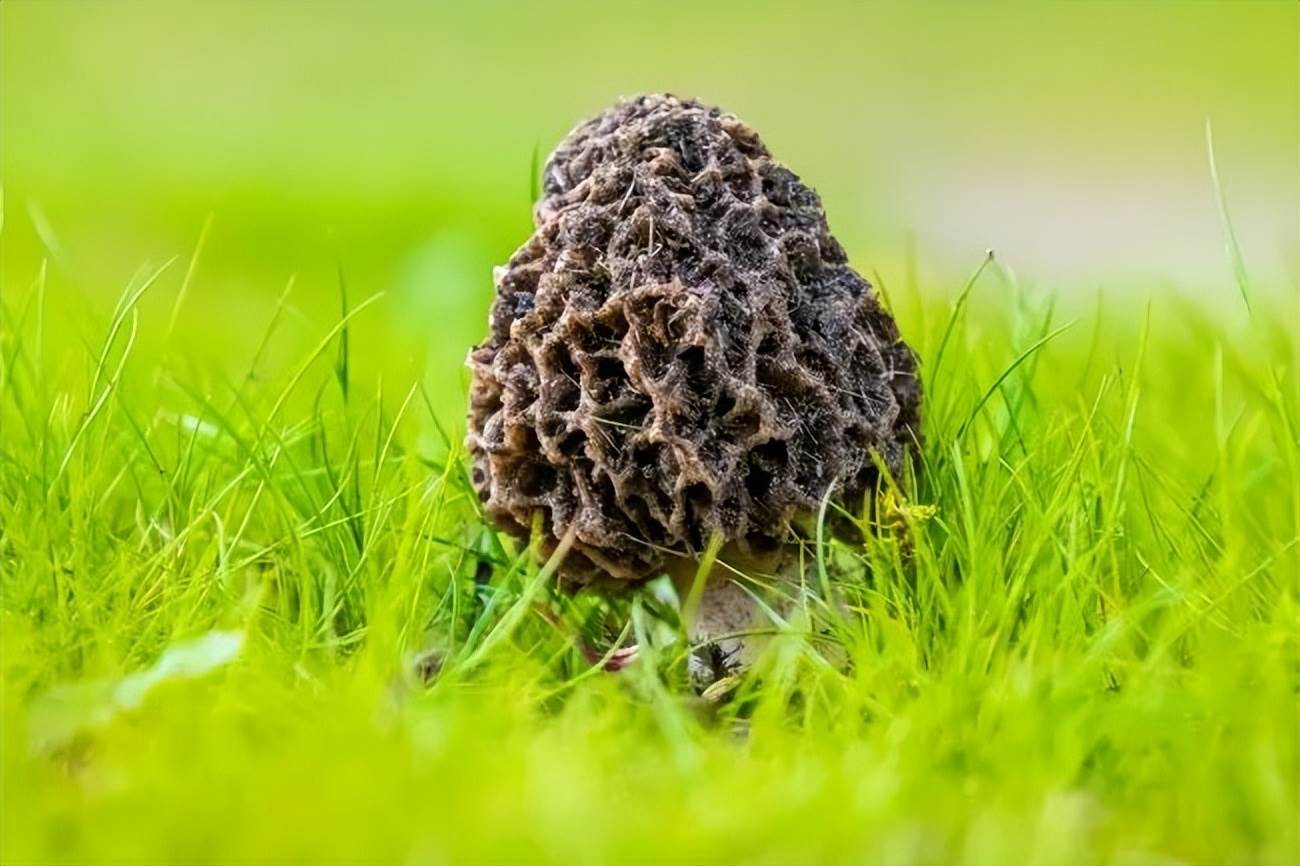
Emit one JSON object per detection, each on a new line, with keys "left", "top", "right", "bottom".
{"left": 668, "top": 538, "right": 798, "bottom": 688}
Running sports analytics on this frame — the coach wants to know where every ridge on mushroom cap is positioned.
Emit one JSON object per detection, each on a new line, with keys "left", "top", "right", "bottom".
{"left": 467, "top": 93, "right": 921, "bottom": 583}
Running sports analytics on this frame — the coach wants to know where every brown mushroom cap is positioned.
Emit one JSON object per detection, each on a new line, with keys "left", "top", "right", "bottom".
{"left": 467, "top": 94, "right": 920, "bottom": 583}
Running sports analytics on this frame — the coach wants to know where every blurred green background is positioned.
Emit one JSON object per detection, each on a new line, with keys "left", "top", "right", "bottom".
{"left": 2, "top": 0, "right": 1296, "bottom": 417}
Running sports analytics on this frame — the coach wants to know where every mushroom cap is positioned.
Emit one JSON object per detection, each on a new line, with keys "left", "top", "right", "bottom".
{"left": 467, "top": 94, "right": 920, "bottom": 583}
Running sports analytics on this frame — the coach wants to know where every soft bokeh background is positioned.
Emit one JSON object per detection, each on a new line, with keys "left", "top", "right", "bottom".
{"left": 2, "top": 0, "right": 1297, "bottom": 418}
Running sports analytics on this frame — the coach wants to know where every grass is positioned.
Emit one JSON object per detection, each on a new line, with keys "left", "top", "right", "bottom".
{"left": 1, "top": 225, "right": 1297, "bottom": 865}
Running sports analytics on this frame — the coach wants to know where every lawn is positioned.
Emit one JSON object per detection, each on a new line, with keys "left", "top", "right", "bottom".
{"left": 2, "top": 230, "right": 1295, "bottom": 862}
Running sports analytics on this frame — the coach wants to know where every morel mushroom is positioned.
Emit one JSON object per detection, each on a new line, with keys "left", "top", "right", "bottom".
{"left": 467, "top": 94, "right": 920, "bottom": 676}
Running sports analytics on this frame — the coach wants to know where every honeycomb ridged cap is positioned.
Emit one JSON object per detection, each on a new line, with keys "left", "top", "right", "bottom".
{"left": 467, "top": 94, "right": 920, "bottom": 582}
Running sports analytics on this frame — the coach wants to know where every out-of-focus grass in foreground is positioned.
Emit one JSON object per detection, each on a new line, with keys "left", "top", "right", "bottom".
{"left": 2, "top": 226, "right": 1296, "bottom": 863}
